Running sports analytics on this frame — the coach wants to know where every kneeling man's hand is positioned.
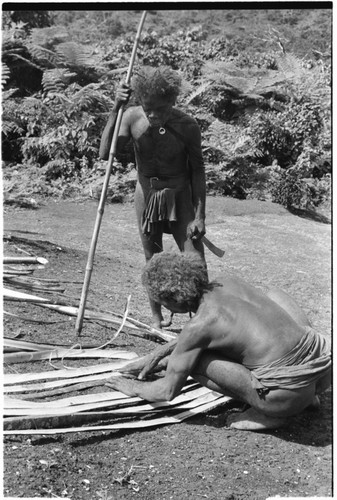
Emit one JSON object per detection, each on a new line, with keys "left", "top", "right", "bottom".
{"left": 118, "top": 355, "right": 159, "bottom": 380}
{"left": 105, "top": 374, "right": 137, "bottom": 397}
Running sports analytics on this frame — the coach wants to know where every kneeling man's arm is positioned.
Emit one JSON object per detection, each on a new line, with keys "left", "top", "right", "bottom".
{"left": 106, "top": 324, "right": 204, "bottom": 402}
{"left": 119, "top": 339, "right": 178, "bottom": 379}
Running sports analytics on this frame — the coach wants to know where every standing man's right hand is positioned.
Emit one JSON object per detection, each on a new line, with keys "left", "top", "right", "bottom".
{"left": 114, "top": 82, "right": 132, "bottom": 111}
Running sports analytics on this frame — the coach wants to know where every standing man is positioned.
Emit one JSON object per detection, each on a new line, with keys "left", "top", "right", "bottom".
{"left": 99, "top": 66, "right": 206, "bottom": 329}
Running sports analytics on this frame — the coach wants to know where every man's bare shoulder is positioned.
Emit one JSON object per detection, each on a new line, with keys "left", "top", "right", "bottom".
{"left": 123, "top": 105, "right": 144, "bottom": 122}
{"left": 210, "top": 274, "right": 265, "bottom": 300}
{"left": 176, "top": 299, "right": 221, "bottom": 350}
{"left": 170, "top": 108, "right": 197, "bottom": 123}
{"left": 169, "top": 109, "right": 200, "bottom": 133}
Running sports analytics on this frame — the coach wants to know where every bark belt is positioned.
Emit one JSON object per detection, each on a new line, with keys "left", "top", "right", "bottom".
{"left": 138, "top": 173, "right": 189, "bottom": 191}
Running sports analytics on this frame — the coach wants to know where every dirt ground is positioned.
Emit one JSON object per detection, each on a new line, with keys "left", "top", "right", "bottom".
{"left": 3, "top": 196, "right": 332, "bottom": 499}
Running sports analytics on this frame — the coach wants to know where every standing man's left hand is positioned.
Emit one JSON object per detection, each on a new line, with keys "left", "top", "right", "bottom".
{"left": 187, "top": 218, "right": 206, "bottom": 240}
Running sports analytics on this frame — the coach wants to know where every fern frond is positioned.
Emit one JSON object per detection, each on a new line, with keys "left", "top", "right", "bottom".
{"left": 202, "top": 61, "right": 246, "bottom": 82}
{"left": 29, "top": 27, "right": 69, "bottom": 49}
{"left": 42, "top": 69, "right": 76, "bottom": 94}
{"left": 204, "top": 119, "right": 258, "bottom": 159}
{"left": 184, "top": 81, "right": 212, "bottom": 104}
{"left": 3, "top": 53, "right": 42, "bottom": 71}
{"left": 2, "top": 62, "right": 11, "bottom": 87}
{"left": 2, "top": 119, "right": 24, "bottom": 136}
{"left": 2, "top": 88, "right": 19, "bottom": 100}
{"left": 44, "top": 159, "right": 67, "bottom": 172}
{"left": 68, "top": 84, "right": 110, "bottom": 112}
{"left": 276, "top": 53, "right": 305, "bottom": 79}
{"left": 29, "top": 44, "right": 61, "bottom": 66}
{"left": 202, "top": 61, "right": 275, "bottom": 96}
{"left": 56, "top": 42, "right": 91, "bottom": 68}
{"left": 221, "top": 76, "right": 260, "bottom": 95}
{"left": 232, "top": 135, "right": 255, "bottom": 155}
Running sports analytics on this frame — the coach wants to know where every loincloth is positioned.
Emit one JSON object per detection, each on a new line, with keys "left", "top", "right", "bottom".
{"left": 139, "top": 174, "right": 189, "bottom": 236}
{"left": 245, "top": 329, "right": 331, "bottom": 394}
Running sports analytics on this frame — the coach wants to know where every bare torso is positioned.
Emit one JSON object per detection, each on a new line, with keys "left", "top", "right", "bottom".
{"left": 119, "top": 106, "right": 202, "bottom": 178}
{"left": 183, "top": 275, "right": 307, "bottom": 367}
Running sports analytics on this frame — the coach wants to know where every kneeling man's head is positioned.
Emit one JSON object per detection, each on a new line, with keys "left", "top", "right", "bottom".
{"left": 142, "top": 252, "right": 210, "bottom": 313}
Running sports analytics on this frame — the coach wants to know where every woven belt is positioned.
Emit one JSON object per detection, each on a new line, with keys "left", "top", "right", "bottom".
{"left": 139, "top": 173, "right": 188, "bottom": 191}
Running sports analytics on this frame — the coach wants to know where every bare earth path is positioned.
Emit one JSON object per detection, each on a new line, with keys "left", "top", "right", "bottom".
{"left": 3, "top": 196, "right": 332, "bottom": 499}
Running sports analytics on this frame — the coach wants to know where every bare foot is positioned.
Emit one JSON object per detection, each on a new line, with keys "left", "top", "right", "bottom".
{"left": 160, "top": 312, "right": 174, "bottom": 328}
{"left": 151, "top": 312, "right": 174, "bottom": 330}
{"left": 227, "top": 407, "right": 287, "bottom": 431}
{"left": 151, "top": 315, "right": 164, "bottom": 331}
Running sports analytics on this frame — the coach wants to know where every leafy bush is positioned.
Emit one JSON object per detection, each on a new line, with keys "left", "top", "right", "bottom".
{"left": 20, "top": 85, "right": 109, "bottom": 173}
{"left": 269, "top": 145, "right": 331, "bottom": 209}
{"left": 2, "top": 10, "right": 51, "bottom": 30}
{"left": 206, "top": 158, "right": 265, "bottom": 199}
{"left": 108, "top": 28, "right": 206, "bottom": 78}
{"left": 1, "top": 10, "right": 331, "bottom": 211}
{"left": 246, "top": 98, "right": 323, "bottom": 167}
{"left": 2, "top": 20, "right": 112, "bottom": 172}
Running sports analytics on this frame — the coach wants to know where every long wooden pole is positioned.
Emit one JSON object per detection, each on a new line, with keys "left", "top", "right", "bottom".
{"left": 75, "top": 11, "right": 148, "bottom": 336}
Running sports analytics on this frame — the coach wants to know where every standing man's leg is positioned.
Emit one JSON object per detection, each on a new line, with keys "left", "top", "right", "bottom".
{"left": 134, "top": 182, "right": 166, "bottom": 328}
{"left": 171, "top": 188, "right": 206, "bottom": 263}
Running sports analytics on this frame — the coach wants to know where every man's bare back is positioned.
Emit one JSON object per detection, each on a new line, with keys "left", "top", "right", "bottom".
{"left": 191, "top": 275, "right": 307, "bottom": 367}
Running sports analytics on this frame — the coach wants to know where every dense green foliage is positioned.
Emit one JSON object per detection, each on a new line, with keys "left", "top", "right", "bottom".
{"left": 2, "top": 8, "right": 331, "bottom": 210}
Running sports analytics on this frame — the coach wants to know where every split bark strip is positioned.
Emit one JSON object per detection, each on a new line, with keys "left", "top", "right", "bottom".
{"left": 4, "top": 390, "right": 225, "bottom": 425}
{"left": 4, "top": 288, "right": 176, "bottom": 342}
{"left": 4, "top": 338, "right": 64, "bottom": 351}
{"left": 3, "top": 256, "right": 48, "bottom": 265}
{"left": 4, "top": 392, "right": 222, "bottom": 431}
{"left": 4, "top": 311, "right": 68, "bottom": 325}
{"left": 3, "top": 396, "right": 231, "bottom": 434}
{"left": 4, "top": 371, "right": 128, "bottom": 394}
{"left": 4, "top": 370, "right": 196, "bottom": 395}
{"left": 103, "top": 390, "right": 225, "bottom": 415}
{"left": 3, "top": 269, "right": 34, "bottom": 275}
{"left": 4, "top": 359, "right": 134, "bottom": 385}
{"left": 4, "top": 395, "right": 142, "bottom": 414}
{"left": 4, "top": 277, "right": 65, "bottom": 293}
{"left": 4, "top": 288, "right": 52, "bottom": 303}
{"left": 4, "top": 385, "right": 207, "bottom": 411}
{"left": 4, "top": 338, "right": 133, "bottom": 352}
{"left": 21, "top": 380, "right": 109, "bottom": 399}
{"left": 4, "top": 347, "right": 138, "bottom": 363}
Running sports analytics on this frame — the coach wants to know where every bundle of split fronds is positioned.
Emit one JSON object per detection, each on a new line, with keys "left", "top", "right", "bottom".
{"left": 3, "top": 252, "right": 231, "bottom": 434}
{"left": 4, "top": 287, "right": 177, "bottom": 343}
{"left": 4, "top": 339, "right": 231, "bottom": 435}
{"left": 3, "top": 249, "right": 175, "bottom": 342}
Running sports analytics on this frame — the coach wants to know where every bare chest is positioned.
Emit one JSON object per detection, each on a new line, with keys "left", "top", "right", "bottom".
{"left": 131, "top": 118, "right": 186, "bottom": 166}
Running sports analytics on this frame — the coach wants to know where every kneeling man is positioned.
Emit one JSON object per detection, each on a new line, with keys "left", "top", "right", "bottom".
{"left": 107, "top": 252, "right": 331, "bottom": 431}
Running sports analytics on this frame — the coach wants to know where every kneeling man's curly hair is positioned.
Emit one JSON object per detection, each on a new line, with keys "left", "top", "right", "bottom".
{"left": 132, "top": 66, "right": 182, "bottom": 101}
{"left": 142, "top": 252, "right": 211, "bottom": 310}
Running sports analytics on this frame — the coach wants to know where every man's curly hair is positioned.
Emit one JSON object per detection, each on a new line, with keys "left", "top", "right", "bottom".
{"left": 142, "top": 252, "right": 211, "bottom": 310}
{"left": 131, "top": 66, "right": 182, "bottom": 101}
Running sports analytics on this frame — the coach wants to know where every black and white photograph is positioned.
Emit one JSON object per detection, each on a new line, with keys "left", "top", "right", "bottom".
{"left": 2, "top": 3, "right": 332, "bottom": 499}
